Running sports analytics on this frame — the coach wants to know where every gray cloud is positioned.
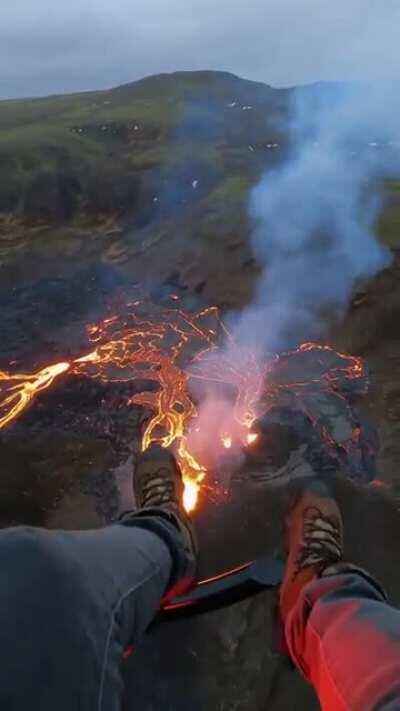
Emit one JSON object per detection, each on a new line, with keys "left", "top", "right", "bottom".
{"left": 1, "top": 0, "right": 400, "bottom": 99}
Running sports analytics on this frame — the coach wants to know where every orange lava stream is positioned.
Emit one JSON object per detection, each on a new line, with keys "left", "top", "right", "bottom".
{"left": 0, "top": 305, "right": 229, "bottom": 512}
{"left": 71, "top": 306, "right": 224, "bottom": 511}
{"left": 0, "top": 305, "right": 366, "bottom": 513}
{"left": 0, "top": 362, "right": 71, "bottom": 430}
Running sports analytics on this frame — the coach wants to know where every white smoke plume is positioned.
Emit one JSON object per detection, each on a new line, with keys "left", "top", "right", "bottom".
{"left": 191, "top": 80, "right": 400, "bottom": 470}
{"left": 234, "top": 81, "right": 399, "bottom": 352}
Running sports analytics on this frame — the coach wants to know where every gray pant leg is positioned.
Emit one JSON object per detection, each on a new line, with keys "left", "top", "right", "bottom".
{"left": 0, "top": 522, "right": 174, "bottom": 711}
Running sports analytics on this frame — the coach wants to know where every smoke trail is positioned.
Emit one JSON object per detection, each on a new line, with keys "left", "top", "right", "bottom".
{"left": 234, "top": 81, "right": 399, "bottom": 351}
{"left": 189, "top": 81, "right": 400, "bottom": 472}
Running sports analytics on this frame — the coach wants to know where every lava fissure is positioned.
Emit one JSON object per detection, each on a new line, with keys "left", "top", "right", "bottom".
{"left": 0, "top": 303, "right": 368, "bottom": 511}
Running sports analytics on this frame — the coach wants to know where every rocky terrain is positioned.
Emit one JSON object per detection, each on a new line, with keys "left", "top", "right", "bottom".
{"left": 1, "top": 71, "right": 400, "bottom": 710}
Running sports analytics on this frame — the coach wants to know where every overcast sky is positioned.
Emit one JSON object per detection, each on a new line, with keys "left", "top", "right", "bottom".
{"left": 1, "top": 0, "right": 399, "bottom": 100}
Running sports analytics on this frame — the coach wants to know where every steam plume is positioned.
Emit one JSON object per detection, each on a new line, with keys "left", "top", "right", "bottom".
{"left": 235, "top": 82, "right": 399, "bottom": 351}
{"left": 190, "top": 81, "right": 400, "bottom": 471}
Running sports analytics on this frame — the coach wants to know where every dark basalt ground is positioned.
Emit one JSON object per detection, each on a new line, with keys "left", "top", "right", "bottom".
{"left": 1, "top": 259, "right": 400, "bottom": 711}
{"left": 2, "top": 71, "right": 400, "bottom": 711}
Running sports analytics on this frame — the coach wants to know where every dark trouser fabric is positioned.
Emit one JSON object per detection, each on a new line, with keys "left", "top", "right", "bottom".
{"left": 285, "top": 572, "right": 400, "bottom": 710}
{"left": 3, "top": 519, "right": 400, "bottom": 711}
{"left": 0, "top": 514, "right": 183, "bottom": 711}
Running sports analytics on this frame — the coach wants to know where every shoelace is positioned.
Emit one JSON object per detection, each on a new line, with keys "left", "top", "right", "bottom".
{"left": 141, "top": 470, "right": 176, "bottom": 507}
{"left": 294, "top": 506, "right": 342, "bottom": 576}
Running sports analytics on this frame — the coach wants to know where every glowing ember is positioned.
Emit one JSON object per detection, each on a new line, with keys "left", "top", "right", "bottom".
{"left": 0, "top": 302, "right": 367, "bottom": 512}
{"left": 222, "top": 435, "right": 233, "bottom": 449}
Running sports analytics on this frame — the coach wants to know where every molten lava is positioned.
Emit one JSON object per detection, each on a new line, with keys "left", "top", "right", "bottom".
{"left": 0, "top": 362, "right": 71, "bottom": 430}
{"left": 0, "top": 302, "right": 366, "bottom": 512}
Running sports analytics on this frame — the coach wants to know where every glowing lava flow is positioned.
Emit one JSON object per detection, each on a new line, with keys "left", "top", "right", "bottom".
{"left": 0, "top": 305, "right": 232, "bottom": 512}
{"left": 0, "top": 304, "right": 367, "bottom": 513}
{"left": 0, "top": 362, "right": 71, "bottom": 430}
{"left": 71, "top": 305, "right": 225, "bottom": 511}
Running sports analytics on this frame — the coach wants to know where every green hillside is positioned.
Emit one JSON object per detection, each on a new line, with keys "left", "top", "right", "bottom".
{"left": 0, "top": 71, "right": 399, "bottom": 293}
{"left": 0, "top": 71, "right": 289, "bottom": 219}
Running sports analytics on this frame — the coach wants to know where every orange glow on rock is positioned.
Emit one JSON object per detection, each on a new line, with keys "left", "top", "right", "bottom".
{"left": 0, "top": 302, "right": 366, "bottom": 514}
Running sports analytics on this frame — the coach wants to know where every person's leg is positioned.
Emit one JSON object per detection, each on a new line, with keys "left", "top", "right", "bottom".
{"left": 285, "top": 570, "right": 400, "bottom": 711}
{"left": 0, "top": 445, "right": 197, "bottom": 711}
{"left": 0, "top": 522, "right": 174, "bottom": 711}
{"left": 279, "top": 479, "right": 400, "bottom": 711}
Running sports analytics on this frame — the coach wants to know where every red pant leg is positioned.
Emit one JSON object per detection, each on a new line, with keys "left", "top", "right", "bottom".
{"left": 285, "top": 572, "right": 400, "bottom": 710}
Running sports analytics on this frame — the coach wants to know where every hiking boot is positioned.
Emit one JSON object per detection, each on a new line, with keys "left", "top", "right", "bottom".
{"left": 280, "top": 479, "right": 344, "bottom": 621}
{"left": 133, "top": 444, "right": 198, "bottom": 583}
